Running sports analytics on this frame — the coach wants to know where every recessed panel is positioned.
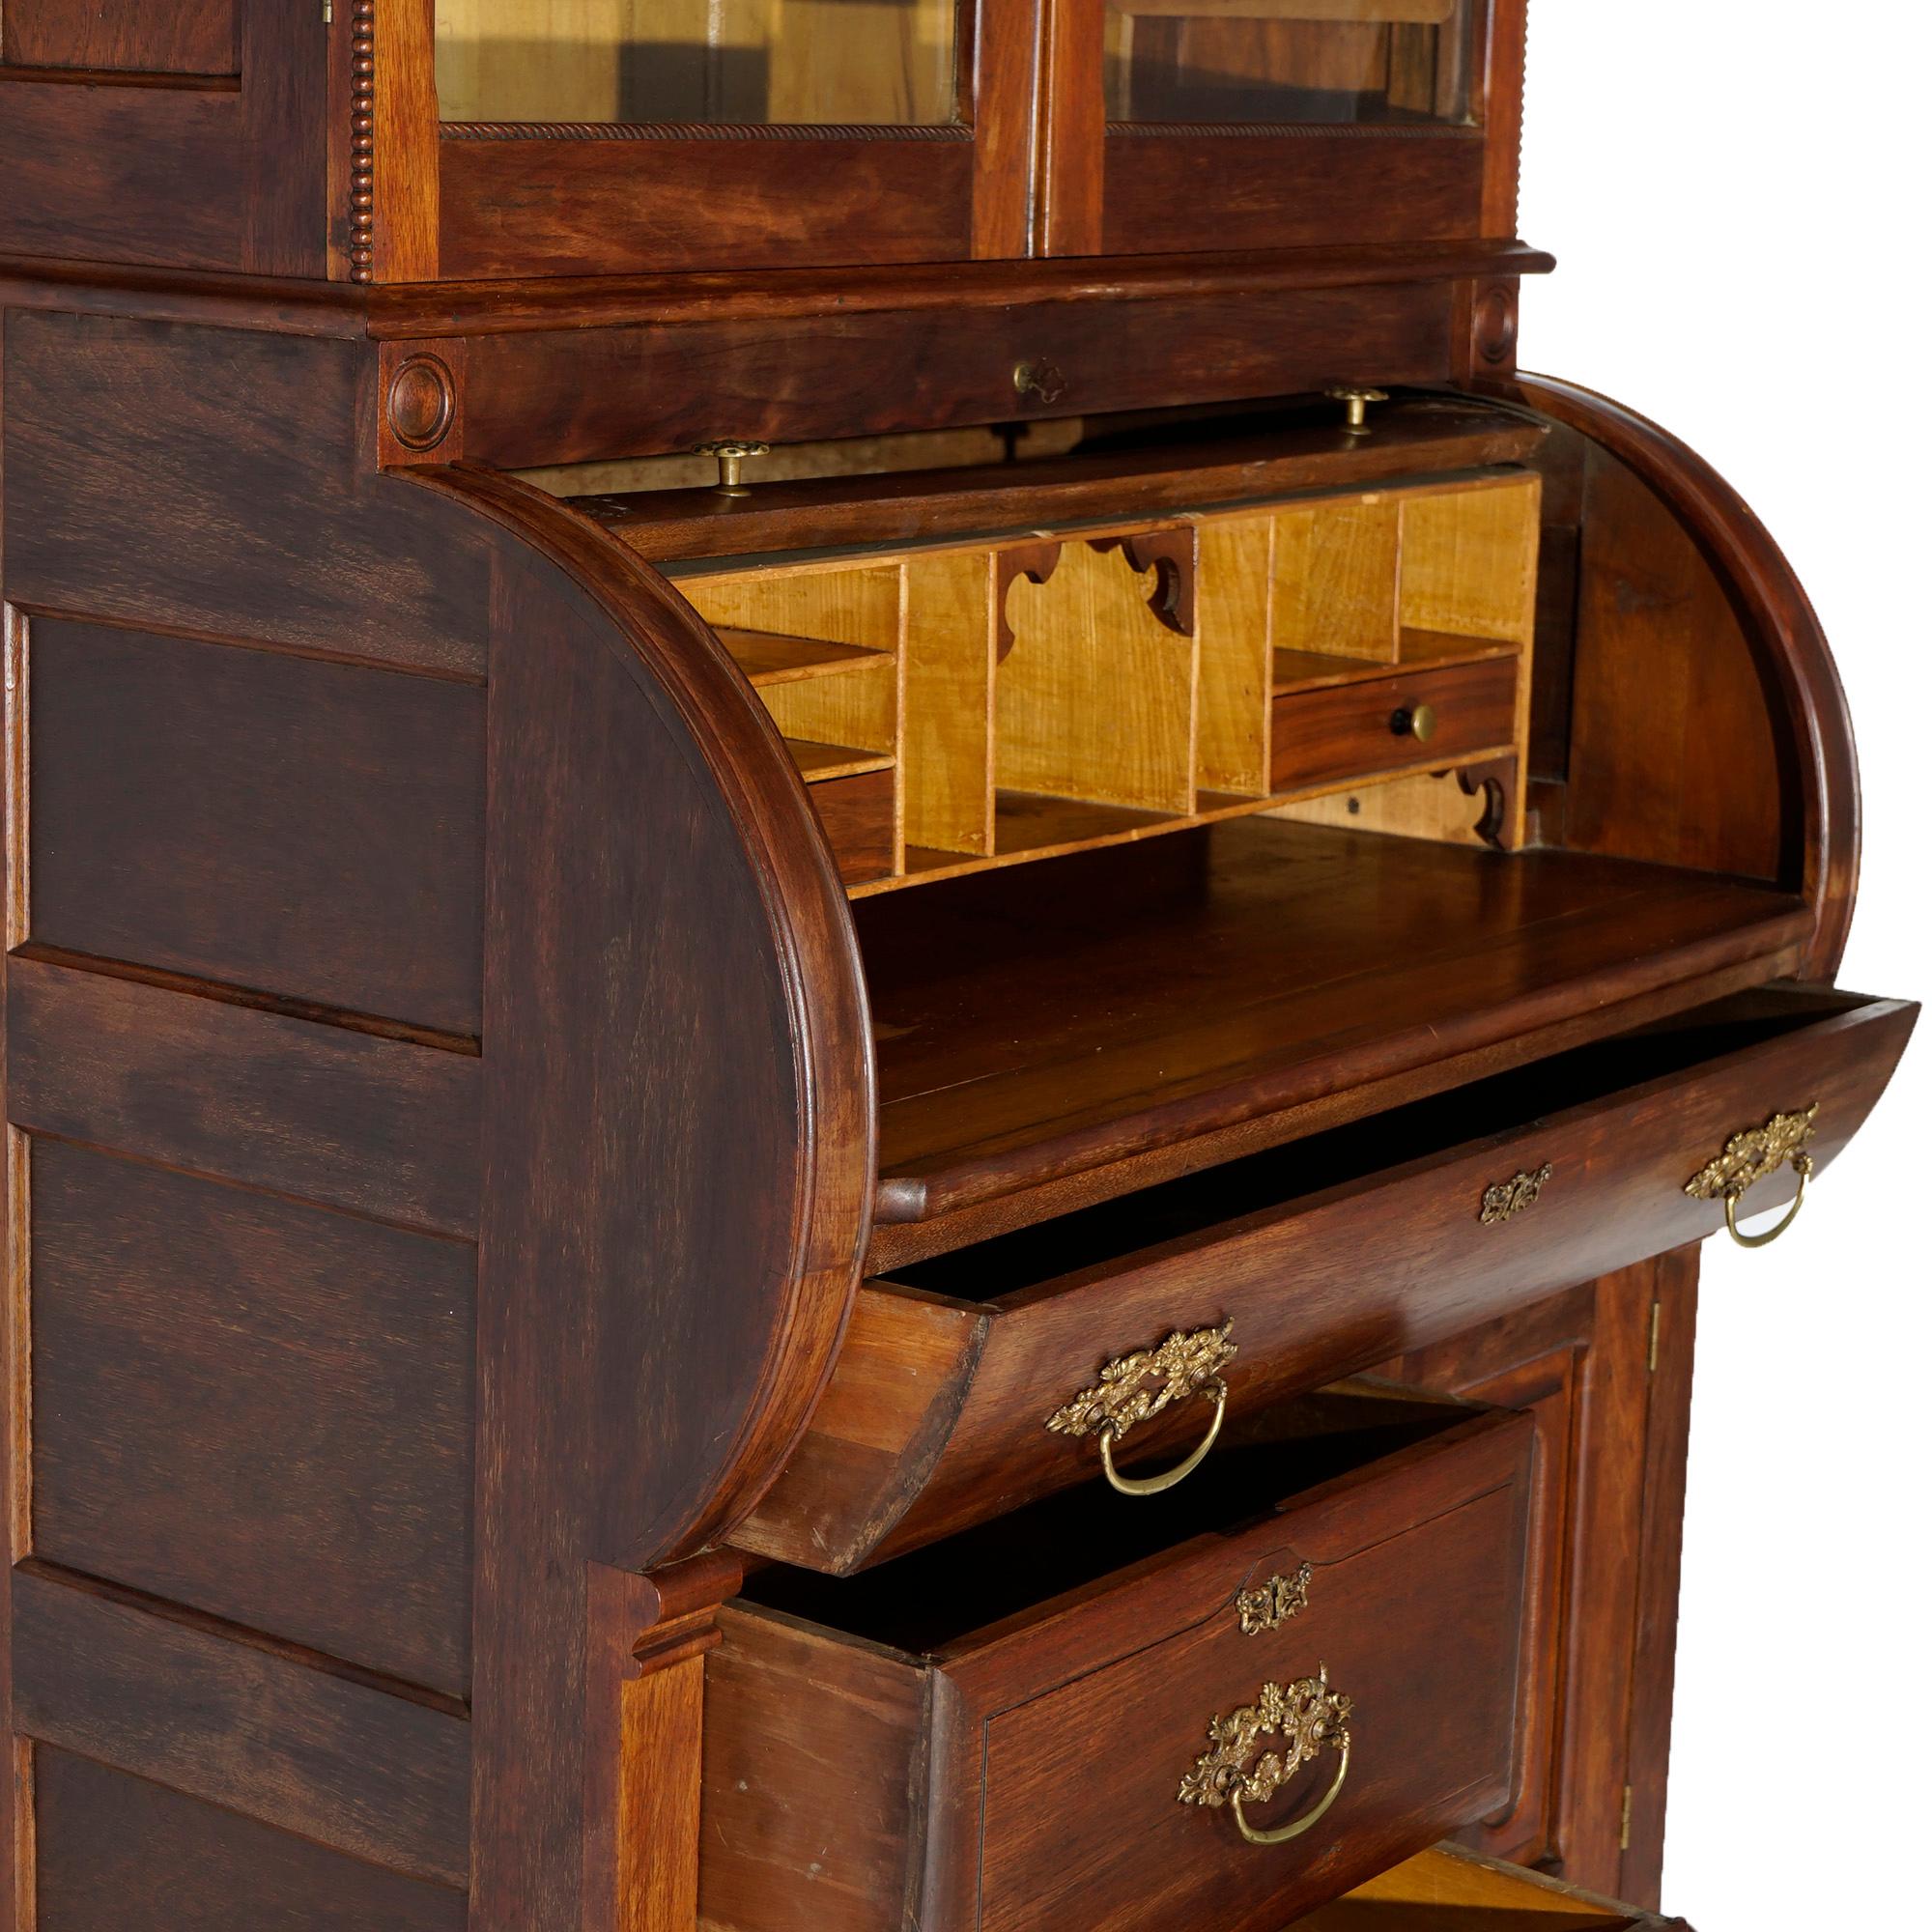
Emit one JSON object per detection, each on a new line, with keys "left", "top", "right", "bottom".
{"left": 27, "top": 619, "right": 485, "bottom": 1032}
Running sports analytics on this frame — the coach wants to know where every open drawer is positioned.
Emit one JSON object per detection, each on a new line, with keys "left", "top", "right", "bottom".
{"left": 703, "top": 1386, "right": 1533, "bottom": 1932}
{"left": 736, "top": 984, "right": 1915, "bottom": 1571}
{"left": 1305, "top": 1843, "right": 1689, "bottom": 1929}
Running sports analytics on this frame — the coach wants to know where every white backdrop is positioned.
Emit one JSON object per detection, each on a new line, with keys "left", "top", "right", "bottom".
{"left": 1517, "top": 6, "right": 1930, "bottom": 1925}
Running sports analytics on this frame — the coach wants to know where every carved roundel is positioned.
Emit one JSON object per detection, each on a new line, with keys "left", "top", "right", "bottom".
{"left": 1473, "top": 285, "right": 1520, "bottom": 368}
{"left": 387, "top": 354, "right": 459, "bottom": 452}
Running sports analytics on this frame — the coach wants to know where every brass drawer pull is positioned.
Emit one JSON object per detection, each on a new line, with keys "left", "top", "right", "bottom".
{"left": 1045, "top": 1321, "right": 1236, "bottom": 1497}
{"left": 1684, "top": 1103, "right": 1819, "bottom": 1249}
{"left": 1179, "top": 1666, "right": 1353, "bottom": 1846}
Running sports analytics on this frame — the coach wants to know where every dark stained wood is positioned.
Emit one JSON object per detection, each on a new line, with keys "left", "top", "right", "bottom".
{"left": 1565, "top": 443, "right": 1785, "bottom": 884}
{"left": 10, "top": 1568, "right": 470, "bottom": 1886}
{"left": 1500, "top": 373, "right": 1861, "bottom": 980}
{"left": 440, "top": 134, "right": 980, "bottom": 281}
{"left": 0, "top": 0, "right": 325, "bottom": 279}
{"left": 1100, "top": 128, "right": 1486, "bottom": 257}
{"left": 810, "top": 767, "right": 896, "bottom": 886}
{"left": 1270, "top": 655, "right": 1520, "bottom": 792}
{"left": 710, "top": 1401, "right": 1533, "bottom": 1932}
{"left": 1620, "top": 1248, "right": 1700, "bottom": 1911}
{"left": 400, "top": 469, "right": 872, "bottom": 1932}
{"left": 859, "top": 817, "right": 1815, "bottom": 1223}
{"left": 30, "top": 1139, "right": 473, "bottom": 1695}
{"left": 26, "top": 618, "right": 484, "bottom": 1033}
{"left": 0, "top": 241, "right": 1560, "bottom": 338}
{"left": 740, "top": 987, "right": 1914, "bottom": 1572}
{"left": 2, "top": 314, "right": 491, "bottom": 669}
{"left": 589, "top": 406, "right": 1548, "bottom": 562}
{"left": 451, "top": 282, "right": 1459, "bottom": 469}
{"left": 2, "top": 0, "right": 236, "bottom": 74}
{"left": 0, "top": 76, "right": 244, "bottom": 269}
{"left": 6, "top": 954, "right": 481, "bottom": 1237}
{"left": 34, "top": 1747, "right": 467, "bottom": 1932}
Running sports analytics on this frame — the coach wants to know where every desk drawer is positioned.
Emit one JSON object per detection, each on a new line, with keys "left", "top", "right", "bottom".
{"left": 738, "top": 985, "right": 1913, "bottom": 1573}
{"left": 1270, "top": 656, "right": 1520, "bottom": 792}
{"left": 703, "top": 1389, "right": 1533, "bottom": 1932}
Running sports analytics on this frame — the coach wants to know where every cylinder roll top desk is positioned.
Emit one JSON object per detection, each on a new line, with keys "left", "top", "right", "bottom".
{"left": 0, "top": 3, "right": 1913, "bottom": 1928}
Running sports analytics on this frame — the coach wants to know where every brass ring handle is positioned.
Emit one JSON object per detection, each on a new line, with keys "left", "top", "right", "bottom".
{"left": 1098, "top": 1381, "right": 1227, "bottom": 1496}
{"left": 1178, "top": 1666, "right": 1354, "bottom": 1845}
{"left": 1044, "top": 1321, "right": 1237, "bottom": 1498}
{"left": 1233, "top": 1736, "right": 1350, "bottom": 1845}
{"left": 1684, "top": 1104, "right": 1820, "bottom": 1253}
{"left": 1723, "top": 1152, "right": 1811, "bottom": 1249}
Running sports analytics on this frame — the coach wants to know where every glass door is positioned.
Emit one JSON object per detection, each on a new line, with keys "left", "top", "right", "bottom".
{"left": 1042, "top": 0, "right": 1498, "bottom": 256}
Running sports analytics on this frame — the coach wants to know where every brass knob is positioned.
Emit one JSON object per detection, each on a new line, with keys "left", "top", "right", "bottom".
{"left": 693, "top": 439, "right": 770, "bottom": 496}
{"left": 1325, "top": 384, "right": 1388, "bottom": 433}
{"left": 1391, "top": 702, "right": 1436, "bottom": 744}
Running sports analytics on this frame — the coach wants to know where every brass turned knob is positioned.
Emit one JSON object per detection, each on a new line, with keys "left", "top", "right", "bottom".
{"left": 1391, "top": 703, "right": 1437, "bottom": 744}
{"left": 1325, "top": 384, "right": 1388, "bottom": 434}
{"left": 693, "top": 439, "right": 770, "bottom": 496}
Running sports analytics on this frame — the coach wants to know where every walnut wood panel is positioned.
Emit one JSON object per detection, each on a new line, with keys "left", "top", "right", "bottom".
{"left": 2, "top": 314, "right": 490, "bottom": 670}
{"left": 0, "top": 0, "right": 325, "bottom": 276}
{"left": 1384, "top": 1258, "right": 1698, "bottom": 1909}
{"left": 452, "top": 282, "right": 1458, "bottom": 469}
{"left": 29, "top": 1139, "right": 473, "bottom": 1694}
{"left": 1269, "top": 655, "right": 1517, "bottom": 792}
{"left": 739, "top": 985, "right": 1912, "bottom": 1572}
{"left": 810, "top": 767, "right": 897, "bottom": 885}
{"left": 859, "top": 818, "right": 1813, "bottom": 1223}
{"left": 1618, "top": 1251, "right": 1699, "bottom": 1912}
{"left": 439, "top": 134, "right": 980, "bottom": 280}
{"left": 0, "top": 80, "right": 244, "bottom": 270}
{"left": 5, "top": 955, "right": 481, "bottom": 1238}
{"left": 3, "top": 0, "right": 236, "bottom": 73}
{"left": 399, "top": 469, "right": 873, "bottom": 1932}
{"left": 10, "top": 1570, "right": 470, "bottom": 1885}
{"left": 34, "top": 1747, "right": 467, "bottom": 1932}
{"left": 1099, "top": 128, "right": 1486, "bottom": 256}
{"left": 1500, "top": 374, "right": 1860, "bottom": 980}
{"left": 25, "top": 618, "right": 484, "bottom": 1034}
{"left": 1564, "top": 445, "right": 1783, "bottom": 884}
{"left": 710, "top": 1405, "right": 1532, "bottom": 1932}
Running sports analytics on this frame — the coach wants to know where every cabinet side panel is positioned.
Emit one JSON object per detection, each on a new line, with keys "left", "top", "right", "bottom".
{"left": 2, "top": 0, "right": 237, "bottom": 73}
{"left": 25, "top": 618, "right": 485, "bottom": 1034}
{"left": 29, "top": 1140, "right": 474, "bottom": 1697}
{"left": 35, "top": 1747, "right": 466, "bottom": 1932}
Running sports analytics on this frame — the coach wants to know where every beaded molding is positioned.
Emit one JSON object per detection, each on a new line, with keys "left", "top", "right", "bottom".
{"left": 348, "top": 0, "right": 376, "bottom": 283}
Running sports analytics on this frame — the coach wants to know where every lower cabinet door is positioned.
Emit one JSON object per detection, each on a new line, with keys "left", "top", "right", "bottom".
{"left": 1307, "top": 1843, "right": 1689, "bottom": 1929}
{"left": 700, "top": 1384, "right": 1534, "bottom": 1932}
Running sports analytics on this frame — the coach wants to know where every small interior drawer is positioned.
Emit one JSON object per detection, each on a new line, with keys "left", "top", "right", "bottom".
{"left": 1269, "top": 654, "right": 1520, "bottom": 793}
{"left": 736, "top": 984, "right": 1915, "bottom": 1573}
{"left": 703, "top": 1386, "right": 1533, "bottom": 1932}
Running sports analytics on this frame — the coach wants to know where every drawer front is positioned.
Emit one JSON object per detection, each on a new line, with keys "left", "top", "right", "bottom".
{"left": 738, "top": 989, "right": 1916, "bottom": 1574}
{"left": 1269, "top": 657, "right": 1519, "bottom": 792}
{"left": 946, "top": 1409, "right": 1534, "bottom": 1932}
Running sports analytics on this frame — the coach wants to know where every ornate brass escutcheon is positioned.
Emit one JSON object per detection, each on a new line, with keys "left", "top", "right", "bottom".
{"left": 1480, "top": 1163, "right": 1552, "bottom": 1226}
{"left": 1178, "top": 1666, "right": 1353, "bottom": 1846}
{"left": 1044, "top": 1321, "right": 1236, "bottom": 1497}
{"left": 1683, "top": 1103, "right": 1820, "bottom": 1248}
{"left": 1236, "top": 1563, "right": 1313, "bottom": 1635}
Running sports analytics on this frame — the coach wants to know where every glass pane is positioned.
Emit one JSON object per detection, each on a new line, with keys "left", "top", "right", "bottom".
{"left": 436, "top": 0, "right": 960, "bottom": 126}
{"left": 1104, "top": 0, "right": 1475, "bottom": 126}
